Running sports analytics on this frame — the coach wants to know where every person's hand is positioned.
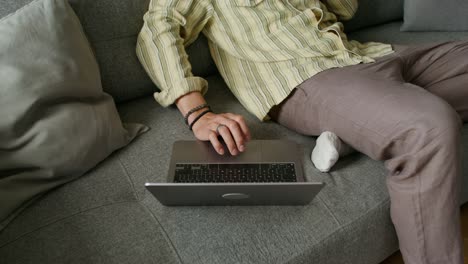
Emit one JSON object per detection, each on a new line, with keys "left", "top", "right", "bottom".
{"left": 191, "top": 112, "right": 251, "bottom": 155}
{"left": 175, "top": 91, "right": 250, "bottom": 156}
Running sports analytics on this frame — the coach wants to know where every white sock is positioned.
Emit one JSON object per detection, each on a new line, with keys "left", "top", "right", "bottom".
{"left": 311, "top": 131, "right": 355, "bottom": 172}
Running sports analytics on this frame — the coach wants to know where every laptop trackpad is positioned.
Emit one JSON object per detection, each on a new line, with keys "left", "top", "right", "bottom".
{"left": 204, "top": 140, "right": 262, "bottom": 163}
{"left": 172, "top": 140, "right": 262, "bottom": 163}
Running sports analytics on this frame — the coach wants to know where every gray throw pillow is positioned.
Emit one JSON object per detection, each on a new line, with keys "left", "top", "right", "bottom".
{"left": 0, "top": 0, "right": 148, "bottom": 229}
{"left": 401, "top": 0, "right": 468, "bottom": 31}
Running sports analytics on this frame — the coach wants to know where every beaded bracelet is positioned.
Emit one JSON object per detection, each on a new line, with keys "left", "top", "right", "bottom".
{"left": 189, "top": 109, "right": 212, "bottom": 131}
{"left": 184, "top": 103, "right": 210, "bottom": 125}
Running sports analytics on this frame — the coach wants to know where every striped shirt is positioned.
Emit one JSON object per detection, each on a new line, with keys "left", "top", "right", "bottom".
{"left": 136, "top": 0, "right": 394, "bottom": 121}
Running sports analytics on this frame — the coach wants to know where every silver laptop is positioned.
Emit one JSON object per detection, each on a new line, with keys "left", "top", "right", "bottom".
{"left": 145, "top": 140, "right": 324, "bottom": 206}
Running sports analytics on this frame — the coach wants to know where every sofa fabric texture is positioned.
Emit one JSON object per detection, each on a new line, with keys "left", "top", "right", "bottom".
{"left": 401, "top": 0, "right": 468, "bottom": 31}
{"left": 0, "top": 0, "right": 467, "bottom": 264}
{"left": 342, "top": 0, "right": 403, "bottom": 32}
{"left": 66, "top": 0, "right": 218, "bottom": 103}
{"left": 1, "top": 77, "right": 467, "bottom": 263}
{"left": 0, "top": 0, "right": 146, "bottom": 230}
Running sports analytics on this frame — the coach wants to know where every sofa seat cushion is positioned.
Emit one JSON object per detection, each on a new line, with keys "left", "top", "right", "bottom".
{"left": 0, "top": 152, "right": 140, "bottom": 246}
{"left": 0, "top": 202, "right": 181, "bottom": 264}
{"left": 114, "top": 75, "right": 468, "bottom": 264}
{"left": 2, "top": 73, "right": 466, "bottom": 263}
{"left": 113, "top": 76, "right": 401, "bottom": 263}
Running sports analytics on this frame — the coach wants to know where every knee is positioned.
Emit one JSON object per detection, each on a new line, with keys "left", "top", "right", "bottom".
{"left": 422, "top": 101, "right": 459, "bottom": 138}
{"left": 384, "top": 99, "right": 462, "bottom": 178}
{"left": 391, "top": 99, "right": 461, "bottom": 152}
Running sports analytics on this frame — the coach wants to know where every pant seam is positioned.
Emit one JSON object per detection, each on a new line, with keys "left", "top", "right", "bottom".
{"left": 416, "top": 163, "right": 428, "bottom": 264}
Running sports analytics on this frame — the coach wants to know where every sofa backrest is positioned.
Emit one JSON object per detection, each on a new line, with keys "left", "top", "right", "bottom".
{"left": 68, "top": 0, "right": 217, "bottom": 103}
{"left": 343, "top": 0, "right": 404, "bottom": 32}
{"left": 1, "top": 0, "right": 403, "bottom": 103}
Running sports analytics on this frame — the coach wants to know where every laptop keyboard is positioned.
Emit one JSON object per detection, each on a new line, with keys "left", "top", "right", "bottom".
{"left": 174, "top": 163, "right": 297, "bottom": 183}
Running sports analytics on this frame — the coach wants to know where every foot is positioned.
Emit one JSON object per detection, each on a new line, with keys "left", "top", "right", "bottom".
{"left": 311, "top": 131, "right": 354, "bottom": 172}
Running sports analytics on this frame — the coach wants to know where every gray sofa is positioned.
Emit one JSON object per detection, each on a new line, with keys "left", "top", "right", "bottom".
{"left": 1, "top": 0, "right": 467, "bottom": 263}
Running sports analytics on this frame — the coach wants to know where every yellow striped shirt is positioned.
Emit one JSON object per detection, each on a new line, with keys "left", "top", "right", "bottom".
{"left": 136, "top": 0, "right": 394, "bottom": 121}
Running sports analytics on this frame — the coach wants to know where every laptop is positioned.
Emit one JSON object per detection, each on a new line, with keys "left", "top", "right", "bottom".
{"left": 145, "top": 140, "right": 325, "bottom": 206}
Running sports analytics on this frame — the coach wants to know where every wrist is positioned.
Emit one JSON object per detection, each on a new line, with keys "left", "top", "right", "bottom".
{"left": 187, "top": 108, "right": 211, "bottom": 125}
{"left": 184, "top": 103, "right": 210, "bottom": 125}
{"left": 189, "top": 109, "right": 213, "bottom": 131}
{"left": 175, "top": 92, "right": 206, "bottom": 116}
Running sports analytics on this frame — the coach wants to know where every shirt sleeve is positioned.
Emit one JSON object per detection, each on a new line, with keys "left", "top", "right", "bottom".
{"left": 136, "top": 0, "right": 213, "bottom": 107}
{"left": 321, "top": 0, "right": 358, "bottom": 21}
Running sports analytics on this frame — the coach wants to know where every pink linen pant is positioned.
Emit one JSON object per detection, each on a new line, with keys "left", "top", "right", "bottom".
{"left": 270, "top": 40, "right": 468, "bottom": 264}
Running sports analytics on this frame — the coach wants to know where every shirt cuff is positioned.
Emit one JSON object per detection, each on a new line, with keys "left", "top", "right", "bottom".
{"left": 153, "top": 76, "right": 209, "bottom": 107}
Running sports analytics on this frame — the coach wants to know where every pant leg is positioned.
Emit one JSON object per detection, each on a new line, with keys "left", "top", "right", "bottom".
{"left": 401, "top": 40, "right": 468, "bottom": 121}
{"left": 270, "top": 52, "right": 464, "bottom": 264}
